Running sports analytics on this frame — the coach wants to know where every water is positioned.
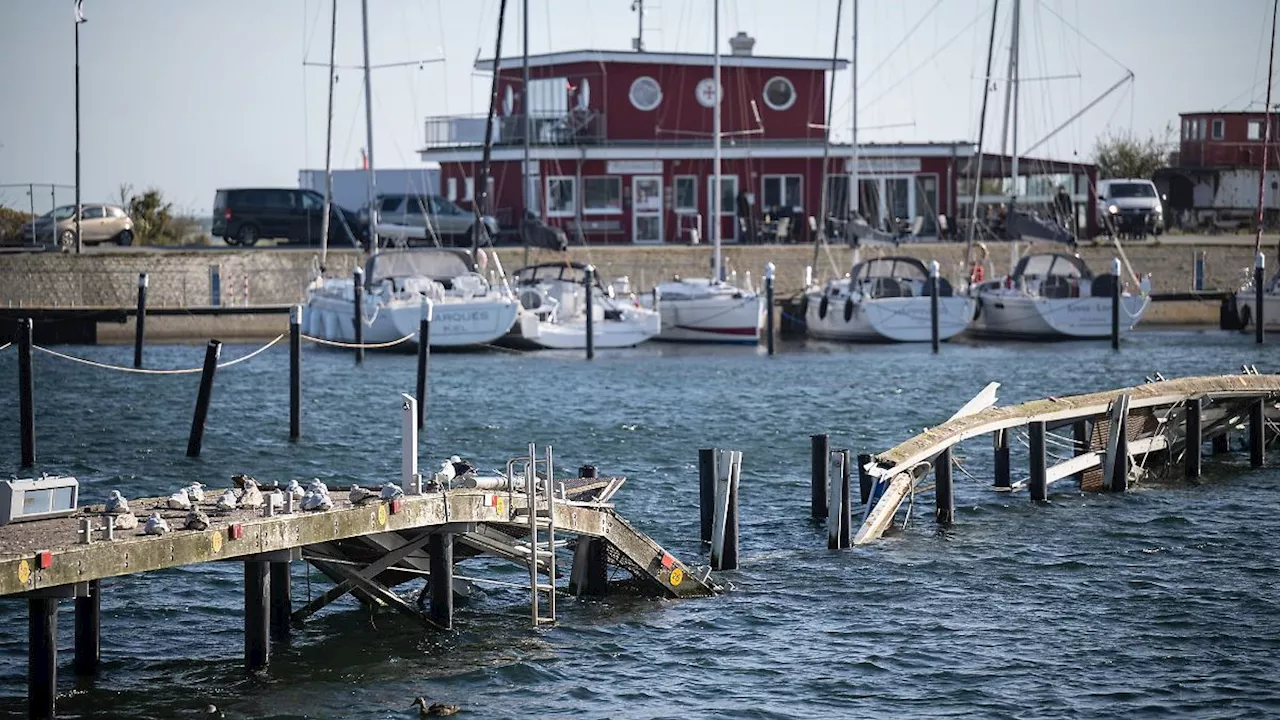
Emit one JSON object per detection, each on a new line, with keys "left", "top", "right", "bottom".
{"left": 0, "top": 331, "right": 1278, "bottom": 719}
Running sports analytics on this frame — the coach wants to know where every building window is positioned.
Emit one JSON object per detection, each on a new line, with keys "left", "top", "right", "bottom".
{"left": 546, "top": 176, "right": 576, "bottom": 217}
{"left": 582, "top": 176, "right": 622, "bottom": 214}
{"left": 762, "top": 76, "right": 796, "bottom": 111}
{"left": 529, "top": 77, "right": 568, "bottom": 116}
{"left": 464, "top": 177, "right": 475, "bottom": 202}
{"left": 696, "top": 78, "right": 722, "bottom": 108}
{"left": 709, "top": 175, "right": 737, "bottom": 216}
{"left": 1197, "top": 119, "right": 1207, "bottom": 140}
{"left": 1249, "top": 119, "right": 1264, "bottom": 141}
{"left": 674, "top": 176, "right": 697, "bottom": 213}
{"left": 629, "top": 76, "right": 662, "bottom": 111}
{"left": 447, "top": 178, "right": 458, "bottom": 202}
{"left": 761, "top": 175, "right": 802, "bottom": 210}
{"left": 1211, "top": 118, "right": 1225, "bottom": 140}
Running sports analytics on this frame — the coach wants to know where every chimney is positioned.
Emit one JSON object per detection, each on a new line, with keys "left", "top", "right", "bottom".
{"left": 729, "top": 31, "right": 755, "bottom": 57}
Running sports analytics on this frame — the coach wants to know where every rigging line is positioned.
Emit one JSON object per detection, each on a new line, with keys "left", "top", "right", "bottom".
{"left": 301, "top": 0, "right": 327, "bottom": 63}
{"left": 1036, "top": 0, "right": 1131, "bottom": 76}
{"left": 0, "top": 342, "right": 10, "bottom": 352}
{"left": 860, "top": 9, "right": 984, "bottom": 115}
{"left": 857, "top": 0, "right": 944, "bottom": 87}
{"left": 435, "top": 0, "right": 451, "bottom": 114}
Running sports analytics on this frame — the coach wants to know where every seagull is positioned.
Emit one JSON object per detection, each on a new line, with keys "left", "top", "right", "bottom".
{"left": 286, "top": 479, "right": 306, "bottom": 500}
{"left": 143, "top": 513, "right": 170, "bottom": 535}
{"left": 185, "top": 482, "right": 206, "bottom": 503}
{"left": 300, "top": 488, "right": 333, "bottom": 512}
{"left": 240, "top": 481, "right": 264, "bottom": 509}
{"left": 231, "top": 473, "right": 256, "bottom": 490}
{"left": 349, "top": 484, "right": 376, "bottom": 505}
{"left": 434, "top": 460, "right": 456, "bottom": 485}
{"left": 104, "top": 490, "right": 129, "bottom": 515}
{"left": 184, "top": 508, "right": 211, "bottom": 531}
{"left": 380, "top": 483, "right": 405, "bottom": 501}
{"left": 307, "top": 479, "right": 330, "bottom": 496}
{"left": 215, "top": 489, "right": 238, "bottom": 512}
{"left": 449, "top": 455, "right": 477, "bottom": 478}
{"left": 113, "top": 512, "right": 139, "bottom": 530}
{"left": 167, "top": 490, "right": 192, "bottom": 511}
{"left": 411, "top": 698, "right": 460, "bottom": 717}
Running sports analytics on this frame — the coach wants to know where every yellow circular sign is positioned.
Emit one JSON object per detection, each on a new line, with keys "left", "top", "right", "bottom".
{"left": 669, "top": 567, "right": 683, "bottom": 587}
{"left": 17, "top": 559, "right": 30, "bottom": 585}
{"left": 377, "top": 504, "right": 389, "bottom": 527}
{"left": 496, "top": 497, "right": 505, "bottom": 516}
{"left": 211, "top": 530, "right": 224, "bottom": 554}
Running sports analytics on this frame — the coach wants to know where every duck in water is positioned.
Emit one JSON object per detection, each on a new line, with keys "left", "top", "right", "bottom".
{"left": 410, "top": 697, "right": 460, "bottom": 716}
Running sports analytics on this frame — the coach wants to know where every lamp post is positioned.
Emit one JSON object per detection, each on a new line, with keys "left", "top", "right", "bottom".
{"left": 75, "top": 0, "right": 86, "bottom": 255}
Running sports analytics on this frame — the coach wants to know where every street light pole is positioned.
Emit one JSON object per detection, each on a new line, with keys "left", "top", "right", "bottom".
{"left": 75, "top": 3, "right": 84, "bottom": 254}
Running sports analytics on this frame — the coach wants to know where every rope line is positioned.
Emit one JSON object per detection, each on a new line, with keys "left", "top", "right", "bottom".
{"left": 33, "top": 334, "right": 285, "bottom": 375}
{"left": 299, "top": 332, "right": 414, "bottom": 349}
{"left": 0, "top": 342, "right": 10, "bottom": 352}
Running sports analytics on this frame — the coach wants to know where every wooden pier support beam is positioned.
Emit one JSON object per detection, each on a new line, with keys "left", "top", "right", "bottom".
{"left": 1028, "top": 421, "right": 1048, "bottom": 503}
{"left": 810, "top": 434, "right": 829, "bottom": 520}
{"left": 935, "top": 448, "right": 954, "bottom": 524}
{"left": 569, "top": 536, "right": 609, "bottom": 596}
{"left": 1185, "top": 397, "right": 1203, "bottom": 479}
{"left": 1250, "top": 397, "right": 1266, "bottom": 468}
{"left": 186, "top": 340, "right": 222, "bottom": 458}
{"left": 857, "top": 452, "right": 873, "bottom": 505}
{"left": 244, "top": 560, "right": 269, "bottom": 672}
{"left": 28, "top": 597, "right": 57, "bottom": 720}
{"left": 993, "top": 428, "right": 1010, "bottom": 489}
{"left": 428, "top": 531, "right": 454, "bottom": 630}
{"left": 698, "top": 448, "right": 715, "bottom": 542}
{"left": 18, "top": 317, "right": 35, "bottom": 469}
{"left": 73, "top": 579, "right": 100, "bottom": 676}
{"left": 269, "top": 562, "right": 291, "bottom": 641}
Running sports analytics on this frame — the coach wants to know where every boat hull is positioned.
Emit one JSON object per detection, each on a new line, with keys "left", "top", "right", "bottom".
{"left": 304, "top": 289, "right": 520, "bottom": 349}
{"left": 646, "top": 294, "right": 763, "bottom": 344}
{"left": 504, "top": 309, "right": 661, "bottom": 350}
{"left": 1234, "top": 290, "right": 1280, "bottom": 332}
{"left": 805, "top": 295, "right": 974, "bottom": 342}
{"left": 970, "top": 293, "right": 1148, "bottom": 339}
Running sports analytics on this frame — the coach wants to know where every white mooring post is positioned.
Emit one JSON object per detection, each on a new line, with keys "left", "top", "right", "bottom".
{"left": 401, "top": 393, "right": 421, "bottom": 494}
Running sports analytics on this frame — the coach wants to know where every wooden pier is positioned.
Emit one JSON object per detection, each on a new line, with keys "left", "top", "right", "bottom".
{"left": 847, "top": 373, "right": 1280, "bottom": 544}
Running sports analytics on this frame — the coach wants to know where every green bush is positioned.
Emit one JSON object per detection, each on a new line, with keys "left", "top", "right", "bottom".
{"left": 0, "top": 206, "right": 35, "bottom": 244}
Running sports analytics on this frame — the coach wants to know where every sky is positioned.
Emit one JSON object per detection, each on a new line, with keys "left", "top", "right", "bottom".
{"left": 0, "top": 0, "right": 1270, "bottom": 216}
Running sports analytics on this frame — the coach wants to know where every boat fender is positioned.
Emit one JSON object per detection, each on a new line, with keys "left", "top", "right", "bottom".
{"left": 970, "top": 262, "right": 984, "bottom": 284}
{"left": 1239, "top": 304, "right": 1253, "bottom": 333}
{"left": 818, "top": 295, "right": 829, "bottom": 320}
{"left": 1004, "top": 275, "right": 1014, "bottom": 290}
{"left": 844, "top": 298, "right": 854, "bottom": 322}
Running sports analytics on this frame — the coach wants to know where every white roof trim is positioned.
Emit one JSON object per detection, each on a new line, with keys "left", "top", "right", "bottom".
{"left": 418, "top": 143, "right": 972, "bottom": 164}
{"left": 476, "top": 50, "right": 850, "bottom": 72}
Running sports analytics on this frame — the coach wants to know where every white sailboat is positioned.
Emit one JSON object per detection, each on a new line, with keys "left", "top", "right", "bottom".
{"left": 302, "top": 0, "right": 519, "bottom": 350}
{"left": 1235, "top": 1, "right": 1279, "bottom": 337}
{"left": 504, "top": 262, "right": 660, "bottom": 350}
{"left": 642, "top": 0, "right": 764, "bottom": 345}
{"left": 1235, "top": 263, "right": 1280, "bottom": 333}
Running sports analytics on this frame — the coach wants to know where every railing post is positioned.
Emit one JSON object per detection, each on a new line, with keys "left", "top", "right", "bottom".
{"left": 1250, "top": 396, "right": 1266, "bottom": 468}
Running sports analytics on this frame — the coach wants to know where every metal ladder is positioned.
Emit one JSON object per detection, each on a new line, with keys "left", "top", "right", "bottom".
{"left": 514, "top": 442, "right": 557, "bottom": 627}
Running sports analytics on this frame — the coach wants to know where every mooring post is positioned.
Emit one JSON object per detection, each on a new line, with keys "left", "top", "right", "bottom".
{"left": 428, "top": 531, "right": 454, "bottom": 629}
{"left": 827, "top": 450, "right": 849, "bottom": 549}
{"left": 810, "top": 434, "right": 829, "bottom": 520}
{"left": 709, "top": 450, "right": 740, "bottom": 570}
{"left": 935, "top": 447, "right": 954, "bottom": 524}
{"left": 838, "top": 449, "right": 852, "bottom": 547}
{"left": 929, "top": 260, "right": 941, "bottom": 354}
{"left": 402, "top": 394, "right": 420, "bottom": 494}
{"left": 1104, "top": 394, "right": 1131, "bottom": 492}
{"left": 698, "top": 448, "right": 715, "bottom": 543}
{"left": 352, "top": 266, "right": 365, "bottom": 364}
{"left": 1072, "top": 420, "right": 1090, "bottom": 486}
{"left": 133, "top": 272, "right": 148, "bottom": 369}
{"left": 289, "top": 305, "right": 301, "bottom": 442}
{"left": 18, "top": 317, "right": 35, "bottom": 469}
{"left": 764, "top": 262, "right": 776, "bottom": 355}
{"left": 584, "top": 265, "right": 596, "bottom": 361}
{"left": 244, "top": 560, "right": 269, "bottom": 672}
{"left": 1110, "top": 257, "right": 1121, "bottom": 351}
{"left": 569, "top": 536, "right": 609, "bottom": 596}
{"left": 993, "top": 428, "right": 1010, "bottom": 489}
{"left": 1250, "top": 396, "right": 1266, "bottom": 468}
{"left": 269, "top": 562, "right": 291, "bottom": 641}
{"left": 1029, "top": 421, "right": 1048, "bottom": 503}
{"left": 1193, "top": 250, "right": 1206, "bottom": 292}
{"left": 416, "top": 299, "right": 433, "bottom": 431}
{"left": 1255, "top": 252, "right": 1265, "bottom": 345}
{"left": 857, "top": 452, "right": 873, "bottom": 505}
{"left": 74, "top": 579, "right": 100, "bottom": 676}
{"left": 29, "top": 596, "right": 57, "bottom": 720}
{"left": 1186, "top": 397, "right": 1203, "bottom": 479}
{"left": 186, "top": 339, "right": 222, "bottom": 458}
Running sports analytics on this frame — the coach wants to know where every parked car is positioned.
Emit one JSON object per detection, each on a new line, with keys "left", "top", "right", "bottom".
{"left": 1096, "top": 178, "right": 1165, "bottom": 238}
{"left": 212, "top": 188, "right": 366, "bottom": 247}
{"left": 21, "top": 204, "right": 134, "bottom": 248}
{"left": 368, "top": 193, "right": 499, "bottom": 246}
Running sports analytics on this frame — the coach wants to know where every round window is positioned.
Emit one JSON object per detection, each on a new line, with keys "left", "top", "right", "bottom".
{"left": 629, "top": 76, "right": 662, "bottom": 111}
{"left": 696, "top": 78, "right": 722, "bottom": 108}
{"left": 763, "top": 76, "right": 796, "bottom": 111}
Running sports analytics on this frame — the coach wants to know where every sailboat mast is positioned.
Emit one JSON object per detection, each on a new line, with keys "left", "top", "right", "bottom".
{"left": 476, "top": 0, "right": 510, "bottom": 253}
{"left": 712, "top": 0, "right": 722, "bottom": 284}
{"left": 1008, "top": 0, "right": 1021, "bottom": 219}
{"left": 319, "top": 0, "right": 338, "bottom": 268}
{"left": 810, "top": 0, "right": 844, "bottom": 276}
{"left": 849, "top": 0, "right": 858, "bottom": 218}
{"left": 1256, "top": 0, "right": 1278, "bottom": 257}
{"left": 360, "top": 0, "right": 378, "bottom": 252}
{"left": 522, "top": 0, "right": 530, "bottom": 220}
{"left": 964, "top": 0, "right": 1001, "bottom": 266}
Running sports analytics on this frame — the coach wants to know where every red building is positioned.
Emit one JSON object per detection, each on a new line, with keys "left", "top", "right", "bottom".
{"left": 1154, "top": 110, "right": 1280, "bottom": 229}
{"left": 1178, "top": 110, "right": 1280, "bottom": 168}
{"left": 418, "top": 35, "right": 1097, "bottom": 243}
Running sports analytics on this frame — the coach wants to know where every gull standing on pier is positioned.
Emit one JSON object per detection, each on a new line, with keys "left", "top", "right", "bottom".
{"left": 105, "top": 490, "right": 129, "bottom": 514}
{"left": 143, "top": 513, "right": 170, "bottom": 535}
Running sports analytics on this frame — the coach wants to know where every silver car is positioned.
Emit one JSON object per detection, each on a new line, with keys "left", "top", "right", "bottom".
{"left": 372, "top": 194, "right": 499, "bottom": 246}
{"left": 22, "top": 204, "right": 135, "bottom": 248}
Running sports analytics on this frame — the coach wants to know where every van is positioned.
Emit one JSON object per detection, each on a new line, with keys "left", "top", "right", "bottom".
{"left": 212, "top": 188, "right": 366, "bottom": 247}
{"left": 1096, "top": 179, "right": 1164, "bottom": 238}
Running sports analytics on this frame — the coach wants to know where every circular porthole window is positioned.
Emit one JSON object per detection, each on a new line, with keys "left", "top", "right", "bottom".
{"left": 629, "top": 76, "right": 662, "bottom": 111}
{"left": 763, "top": 76, "right": 796, "bottom": 111}
{"left": 696, "top": 78, "right": 722, "bottom": 108}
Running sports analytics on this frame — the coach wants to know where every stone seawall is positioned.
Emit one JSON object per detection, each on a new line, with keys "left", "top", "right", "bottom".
{"left": 0, "top": 238, "right": 1270, "bottom": 331}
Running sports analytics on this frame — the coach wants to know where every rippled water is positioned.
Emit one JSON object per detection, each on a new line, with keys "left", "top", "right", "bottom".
{"left": 0, "top": 330, "right": 1277, "bottom": 719}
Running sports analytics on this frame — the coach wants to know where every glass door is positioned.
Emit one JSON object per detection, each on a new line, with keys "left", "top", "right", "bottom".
{"left": 632, "top": 175, "right": 663, "bottom": 244}
{"left": 707, "top": 175, "right": 739, "bottom": 243}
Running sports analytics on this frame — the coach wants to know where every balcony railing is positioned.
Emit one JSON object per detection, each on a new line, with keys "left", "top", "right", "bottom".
{"left": 423, "top": 111, "right": 607, "bottom": 148}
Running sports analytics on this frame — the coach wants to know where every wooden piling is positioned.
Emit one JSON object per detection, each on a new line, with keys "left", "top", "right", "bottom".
{"left": 289, "top": 306, "right": 301, "bottom": 442}
{"left": 935, "top": 447, "right": 954, "bottom": 524}
{"left": 765, "top": 263, "right": 776, "bottom": 355}
{"left": 698, "top": 448, "right": 715, "bottom": 543}
{"left": 993, "top": 428, "right": 1010, "bottom": 489}
{"left": 269, "top": 562, "right": 291, "bottom": 640}
{"left": 826, "top": 450, "right": 851, "bottom": 549}
{"left": 428, "top": 531, "right": 453, "bottom": 629}
{"left": 929, "top": 260, "right": 940, "bottom": 354}
{"left": 244, "top": 560, "right": 269, "bottom": 672}
{"left": 28, "top": 596, "right": 56, "bottom": 720}
{"left": 1256, "top": 253, "right": 1265, "bottom": 345}
{"left": 1110, "top": 257, "right": 1121, "bottom": 351}
{"left": 810, "top": 434, "right": 829, "bottom": 520}
{"left": 133, "top": 272, "right": 148, "bottom": 369}
{"left": 721, "top": 451, "right": 741, "bottom": 570}
{"left": 1104, "top": 394, "right": 1131, "bottom": 492}
{"left": 857, "top": 452, "right": 873, "bottom": 505}
{"left": 1213, "top": 431, "right": 1231, "bottom": 455}
{"left": 352, "top": 267, "right": 365, "bottom": 364}
{"left": 73, "top": 579, "right": 100, "bottom": 676}
{"left": 18, "top": 317, "right": 35, "bottom": 469}
{"left": 1028, "top": 421, "right": 1048, "bottom": 503}
{"left": 416, "top": 300, "right": 432, "bottom": 430}
{"left": 584, "top": 265, "right": 596, "bottom": 361}
{"left": 838, "top": 450, "right": 852, "bottom": 547}
{"left": 186, "top": 340, "right": 222, "bottom": 458}
{"left": 1186, "top": 397, "right": 1202, "bottom": 479}
{"left": 569, "top": 536, "right": 609, "bottom": 596}
{"left": 1250, "top": 396, "right": 1266, "bottom": 468}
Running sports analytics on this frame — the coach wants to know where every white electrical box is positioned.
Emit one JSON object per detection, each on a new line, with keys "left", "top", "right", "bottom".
{"left": 0, "top": 476, "right": 80, "bottom": 525}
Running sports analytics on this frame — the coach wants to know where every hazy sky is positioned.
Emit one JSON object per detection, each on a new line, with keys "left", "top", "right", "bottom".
{"left": 0, "top": 0, "right": 1269, "bottom": 215}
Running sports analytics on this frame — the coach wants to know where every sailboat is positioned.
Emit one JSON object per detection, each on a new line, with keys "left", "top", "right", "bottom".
{"left": 638, "top": 1, "right": 765, "bottom": 345}
{"left": 302, "top": 0, "right": 519, "bottom": 350}
{"left": 803, "top": 0, "right": 975, "bottom": 343}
